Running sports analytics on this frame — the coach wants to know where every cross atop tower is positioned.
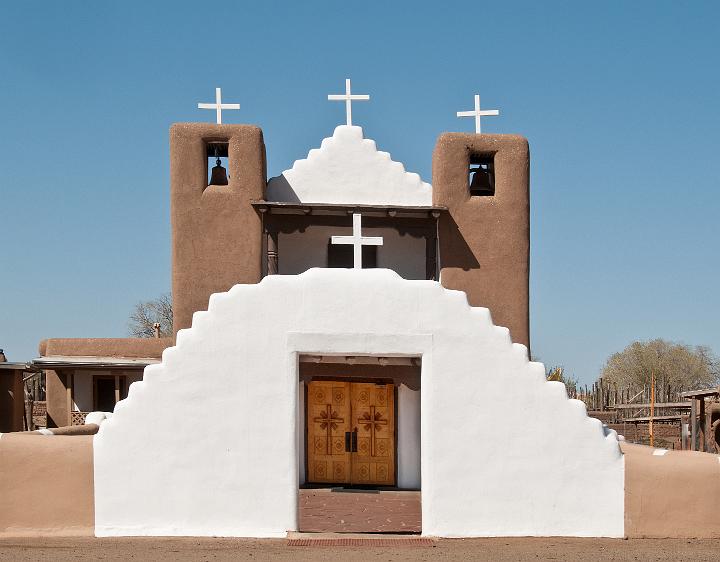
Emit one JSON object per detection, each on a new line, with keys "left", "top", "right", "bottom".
{"left": 198, "top": 87, "right": 240, "bottom": 124}
{"left": 330, "top": 213, "right": 383, "bottom": 269}
{"left": 456, "top": 94, "right": 500, "bottom": 134}
{"left": 328, "top": 78, "right": 370, "bottom": 126}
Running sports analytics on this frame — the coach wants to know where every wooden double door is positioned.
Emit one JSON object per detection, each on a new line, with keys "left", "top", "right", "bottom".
{"left": 307, "top": 380, "right": 395, "bottom": 486}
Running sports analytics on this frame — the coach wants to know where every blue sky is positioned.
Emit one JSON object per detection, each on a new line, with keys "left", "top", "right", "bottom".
{"left": 1, "top": 1, "right": 718, "bottom": 385}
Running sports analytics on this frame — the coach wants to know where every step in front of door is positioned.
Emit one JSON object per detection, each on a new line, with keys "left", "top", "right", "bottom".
{"left": 298, "top": 489, "right": 421, "bottom": 533}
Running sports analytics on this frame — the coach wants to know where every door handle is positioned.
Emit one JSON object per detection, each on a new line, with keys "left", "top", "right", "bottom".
{"left": 345, "top": 431, "right": 352, "bottom": 452}
{"left": 351, "top": 429, "right": 358, "bottom": 452}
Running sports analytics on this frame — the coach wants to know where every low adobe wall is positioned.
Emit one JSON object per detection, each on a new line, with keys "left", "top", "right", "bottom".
{"left": 0, "top": 434, "right": 94, "bottom": 537}
{"left": 623, "top": 442, "right": 720, "bottom": 538}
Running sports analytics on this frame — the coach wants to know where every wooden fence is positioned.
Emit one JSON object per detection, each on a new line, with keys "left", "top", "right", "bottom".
{"left": 568, "top": 378, "right": 691, "bottom": 415}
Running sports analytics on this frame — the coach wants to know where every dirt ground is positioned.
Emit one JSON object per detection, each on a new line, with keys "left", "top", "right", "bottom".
{"left": 1, "top": 537, "right": 719, "bottom": 562}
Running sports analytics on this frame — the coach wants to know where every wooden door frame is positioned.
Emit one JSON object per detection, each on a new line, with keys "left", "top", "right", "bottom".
{"left": 303, "top": 377, "right": 400, "bottom": 488}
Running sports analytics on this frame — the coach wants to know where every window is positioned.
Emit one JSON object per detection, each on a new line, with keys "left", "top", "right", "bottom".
{"left": 327, "top": 243, "right": 377, "bottom": 268}
{"left": 468, "top": 153, "right": 495, "bottom": 196}
{"left": 206, "top": 141, "right": 229, "bottom": 186}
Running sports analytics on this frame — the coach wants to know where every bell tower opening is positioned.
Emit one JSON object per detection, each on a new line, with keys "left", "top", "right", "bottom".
{"left": 468, "top": 153, "right": 495, "bottom": 197}
{"left": 206, "top": 141, "right": 229, "bottom": 186}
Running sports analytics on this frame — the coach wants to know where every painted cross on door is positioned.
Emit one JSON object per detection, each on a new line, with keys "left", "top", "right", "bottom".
{"left": 314, "top": 405, "right": 345, "bottom": 455}
{"left": 307, "top": 381, "right": 351, "bottom": 483}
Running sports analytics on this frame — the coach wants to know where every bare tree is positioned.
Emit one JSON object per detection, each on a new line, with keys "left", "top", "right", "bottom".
{"left": 128, "top": 294, "right": 173, "bottom": 338}
{"left": 600, "top": 339, "right": 720, "bottom": 389}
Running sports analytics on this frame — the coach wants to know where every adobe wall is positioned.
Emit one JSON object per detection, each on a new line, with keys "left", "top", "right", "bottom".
{"left": 42, "top": 338, "right": 171, "bottom": 358}
{"left": 432, "top": 134, "right": 530, "bottom": 348}
{"left": 45, "top": 370, "right": 67, "bottom": 428}
{"left": 170, "top": 123, "right": 266, "bottom": 333}
{"left": 0, "top": 434, "right": 94, "bottom": 537}
{"left": 622, "top": 442, "right": 720, "bottom": 538}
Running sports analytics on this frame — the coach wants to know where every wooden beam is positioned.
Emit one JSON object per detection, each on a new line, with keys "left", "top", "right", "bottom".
{"left": 612, "top": 402, "right": 692, "bottom": 410}
{"left": 699, "top": 398, "right": 706, "bottom": 452}
{"left": 704, "top": 400, "right": 713, "bottom": 453}
{"left": 425, "top": 232, "right": 437, "bottom": 281}
{"left": 266, "top": 227, "right": 278, "bottom": 275}
{"left": 620, "top": 415, "right": 685, "bottom": 423}
{"left": 114, "top": 375, "right": 120, "bottom": 406}
{"left": 66, "top": 372, "right": 74, "bottom": 426}
{"left": 690, "top": 398, "right": 698, "bottom": 451}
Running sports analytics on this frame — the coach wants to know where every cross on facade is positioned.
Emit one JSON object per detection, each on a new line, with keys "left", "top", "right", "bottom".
{"left": 331, "top": 213, "right": 383, "bottom": 269}
{"left": 197, "top": 87, "right": 240, "bottom": 124}
{"left": 314, "top": 405, "right": 345, "bottom": 455}
{"left": 456, "top": 94, "right": 500, "bottom": 134}
{"left": 328, "top": 78, "right": 370, "bottom": 126}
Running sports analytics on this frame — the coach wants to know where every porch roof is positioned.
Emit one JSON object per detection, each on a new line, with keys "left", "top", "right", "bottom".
{"left": 30, "top": 355, "right": 160, "bottom": 370}
{"left": 0, "top": 362, "right": 32, "bottom": 371}
{"left": 252, "top": 200, "right": 445, "bottom": 219}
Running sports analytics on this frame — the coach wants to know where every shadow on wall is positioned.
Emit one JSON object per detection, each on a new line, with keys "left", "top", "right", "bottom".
{"left": 266, "top": 174, "right": 301, "bottom": 203}
{"left": 439, "top": 213, "right": 480, "bottom": 271}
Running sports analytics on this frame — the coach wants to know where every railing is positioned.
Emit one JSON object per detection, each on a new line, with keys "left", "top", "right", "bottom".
{"left": 71, "top": 411, "right": 90, "bottom": 426}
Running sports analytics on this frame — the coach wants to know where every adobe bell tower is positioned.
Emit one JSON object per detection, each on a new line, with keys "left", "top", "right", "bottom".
{"left": 170, "top": 123, "right": 267, "bottom": 333}
{"left": 432, "top": 132, "right": 530, "bottom": 348}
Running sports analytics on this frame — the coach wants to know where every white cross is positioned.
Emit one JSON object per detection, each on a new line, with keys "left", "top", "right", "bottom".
{"left": 197, "top": 87, "right": 240, "bottom": 124}
{"left": 456, "top": 94, "right": 500, "bottom": 134}
{"left": 328, "top": 78, "right": 370, "bottom": 126}
{"left": 331, "top": 213, "right": 383, "bottom": 269}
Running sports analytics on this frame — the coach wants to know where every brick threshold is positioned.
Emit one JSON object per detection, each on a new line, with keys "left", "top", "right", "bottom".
{"left": 288, "top": 535, "right": 433, "bottom": 547}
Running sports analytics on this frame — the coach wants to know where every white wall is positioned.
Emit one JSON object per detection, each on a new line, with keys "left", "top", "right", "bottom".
{"left": 279, "top": 226, "right": 426, "bottom": 279}
{"left": 397, "top": 384, "right": 421, "bottom": 489}
{"left": 72, "top": 370, "right": 95, "bottom": 412}
{"left": 265, "top": 125, "right": 432, "bottom": 206}
{"left": 94, "top": 269, "right": 624, "bottom": 538}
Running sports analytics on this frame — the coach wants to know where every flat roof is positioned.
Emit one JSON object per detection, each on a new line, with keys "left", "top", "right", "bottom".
{"left": 31, "top": 356, "right": 160, "bottom": 370}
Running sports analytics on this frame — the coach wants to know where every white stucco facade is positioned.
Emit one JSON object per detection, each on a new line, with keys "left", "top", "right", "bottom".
{"left": 265, "top": 126, "right": 433, "bottom": 206}
{"left": 94, "top": 269, "right": 624, "bottom": 538}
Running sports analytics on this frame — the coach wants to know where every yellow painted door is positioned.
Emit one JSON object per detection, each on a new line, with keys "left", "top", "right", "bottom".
{"left": 350, "top": 382, "right": 395, "bottom": 486}
{"left": 307, "top": 381, "right": 352, "bottom": 484}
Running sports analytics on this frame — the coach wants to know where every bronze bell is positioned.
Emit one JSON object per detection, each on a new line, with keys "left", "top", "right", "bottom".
{"left": 209, "top": 157, "right": 228, "bottom": 186}
{"left": 470, "top": 166, "right": 493, "bottom": 194}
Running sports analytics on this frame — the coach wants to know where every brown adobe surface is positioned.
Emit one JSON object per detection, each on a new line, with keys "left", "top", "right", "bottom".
{"left": 170, "top": 123, "right": 266, "bottom": 334}
{"left": 622, "top": 442, "right": 720, "bottom": 538}
{"left": 0, "top": 537, "right": 718, "bottom": 562}
{"left": 40, "top": 337, "right": 172, "bottom": 358}
{"left": 0, "top": 435, "right": 94, "bottom": 538}
{"left": 432, "top": 133, "right": 530, "bottom": 348}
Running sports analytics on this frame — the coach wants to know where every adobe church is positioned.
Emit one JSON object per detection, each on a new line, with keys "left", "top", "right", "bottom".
{"left": 1, "top": 82, "right": 719, "bottom": 539}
